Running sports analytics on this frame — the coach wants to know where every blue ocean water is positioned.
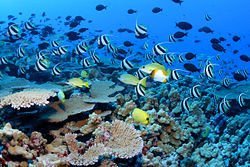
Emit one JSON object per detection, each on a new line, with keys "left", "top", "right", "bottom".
{"left": 0, "top": 0, "right": 249, "bottom": 166}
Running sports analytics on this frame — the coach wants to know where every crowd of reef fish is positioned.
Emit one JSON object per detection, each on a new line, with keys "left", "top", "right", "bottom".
{"left": 0, "top": 0, "right": 249, "bottom": 166}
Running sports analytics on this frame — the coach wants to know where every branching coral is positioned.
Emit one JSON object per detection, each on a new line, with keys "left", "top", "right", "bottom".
{"left": 80, "top": 113, "right": 102, "bottom": 135}
{"left": 66, "top": 120, "right": 143, "bottom": 166}
{"left": 0, "top": 89, "right": 56, "bottom": 110}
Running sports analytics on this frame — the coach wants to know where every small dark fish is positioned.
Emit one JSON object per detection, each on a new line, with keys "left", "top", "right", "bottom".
{"left": 79, "top": 28, "right": 88, "bottom": 33}
{"left": 172, "top": 0, "right": 183, "bottom": 5}
{"left": 96, "top": 4, "right": 107, "bottom": 11}
{"left": 152, "top": 7, "right": 163, "bottom": 13}
{"left": 198, "top": 26, "right": 213, "bottom": 33}
{"left": 194, "top": 40, "right": 201, "bottom": 43}
{"left": 210, "top": 38, "right": 220, "bottom": 44}
{"left": 240, "top": 55, "right": 250, "bottom": 62}
{"left": 176, "top": 22, "right": 192, "bottom": 30}
{"left": 42, "top": 12, "right": 46, "bottom": 17}
{"left": 69, "top": 20, "right": 80, "bottom": 28}
{"left": 88, "top": 20, "right": 92, "bottom": 23}
{"left": 123, "top": 41, "right": 134, "bottom": 47}
{"left": 0, "top": 21, "right": 5, "bottom": 24}
{"left": 66, "top": 31, "right": 81, "bottom": 41}
{"left": 66, "top": 16, "right": 72, "bottom": 20}
{"left": 232, "top": 35, "right": 240, "bottom": 42}
{"left": 117, "top": 48, "right": 127, "bottom": 55}
{"left": 233, "top": 50, "right": 239, "bottom": 54}
{"left": 128, "top": 9, "right": 137, "bottom": 14}
{"left": 184, "top": 63, "right": 200, "bottom": 72}
{"left": 31, "top": 13, "right": 35, "bottom": 17}
{"left": 226, "top": 44, "right": 231, "bottom": 46}
{"left": 19, "top": 12, "right": 22, "bottom": 15}
{"left": 30, "top": 30, "right": 39, "bottom": 35}
{"left": 212, "top": 43, "right": 226, "bottom": 52}
{"left": 38, "top": 42, "right": 50, "bottom": 50}
{"left": 185, "top": 52, "right": 196, "bottom": 60}
{"left": 234, "top": 73, "right": 247, "bottom": 81}
{"left": 75, "top": 16, "right": 85, "bottom": 21}
{"left": 219, "top": 37, "right": 226, "bottom": 41}
{"left": 174, "top": 31, "right": 187, "bottom": 38}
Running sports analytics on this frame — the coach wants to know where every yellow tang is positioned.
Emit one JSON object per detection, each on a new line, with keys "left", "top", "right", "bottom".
{"left": 57, "top": 90, "right": 65, "bottom": 103}
{"left": 118, "top": 74, "right": 147, "bottom": 87}
{"left": 132, "top": 108, "right": 151, "bottom": 124}
{"left": 81, "top": 70, "right": 89, "bottom": 78}
{"left": 66, "top": 78, "right": 89, "bottom": 88}
{"left": 139, "top": 63, "right": 166, "bottom": 74}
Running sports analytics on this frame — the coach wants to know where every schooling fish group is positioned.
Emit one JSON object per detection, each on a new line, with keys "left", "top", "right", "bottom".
{"left": 0, "top": 1, "right": 249, "bottom": 123}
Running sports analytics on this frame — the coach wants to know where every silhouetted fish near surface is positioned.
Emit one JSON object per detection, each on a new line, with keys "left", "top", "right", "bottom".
{"left": 174, "top": 31, "right": 187, "bottom": 38}
{"left": 79, "top": 28, "right": 88, "bottom": 33}
{"left": 152, "top": 7, "right": 163, "bottom": 13}
{"left": 128, "top": 9, "right": 137, "bottom": 14}
{"left": 96, "top": 4, "right": 107, "bottom": 11}
{"left": 240, "top": 55, "right": 250, "bottom": 62}
{"left": 234, "top": 73, "right": 247, "bottom": 81}
{"left": 219, "top": 37, "right": 226, "bottom": 41}
{"left": 123, "top": 41, "right": 134, "bottom": 47}
{"left": 212, "top": 43, "right": 226, "bottom": 52}
{"left": 210, "top": 38, "right": 220, "bottom": 44}
{"left": 185, "top": 52, "right": 196, "bottom": 60}
{"left": 184, "top": 63, "right": 201, "bottom": 72}
{"left": 198, "top": 26, "right": 213, "bottom": 33}
{"left": 233, "top": 50, "right": 239, "bottom": 54}
{"left": 172, "top": 0, "right": 183, "bottom": 5}
{"left": 176, "top": 22, "right": 192, "bottom": 30}
{"left": 232, "top": 35, "right": 240, "bottom": 42}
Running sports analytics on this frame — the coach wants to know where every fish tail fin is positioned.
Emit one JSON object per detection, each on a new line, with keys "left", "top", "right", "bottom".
{"left": 84, "top": 81, "right": 90, "bottom": 88}
{"left": 139, "top": 76, "right": 147, "bottom": 87}
{"left": 148, "top": 117, "right": 152, "bottom": 124}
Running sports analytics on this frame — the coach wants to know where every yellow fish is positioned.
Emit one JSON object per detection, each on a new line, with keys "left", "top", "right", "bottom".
{"left": 132, "top": 108, "right": 151, "bottom": 124}
{"left": 81, "top": 70, "right": 89, "bottom": 78}
{"left": 149, "top": 69, "right": 170, "bottom": 83}
{"left": 118, "top": 74, "right": 147, "bottom": 87}
{"left": 66, "top": 78, "right": 89, "bottom": 88}
{"left": 139, "top": 63, "right": 166, "bottom": 74}
{"left": 57, "top": 90, "right": 65, "bottom": 103}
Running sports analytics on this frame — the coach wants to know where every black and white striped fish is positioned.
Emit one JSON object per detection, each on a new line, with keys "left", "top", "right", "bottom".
{"left": 164, "top": 54, "right": 174, "bottom": 65}
{"left": 75, "top": 43, "right": 87, "bottom": 55}
{"left": 57, "top": 46, "right": 67, "bottom": 55}
{"left": 97, "top": 35, "right": 109, "bottom": 48}
{"left": 121, "top": 58, "right": 133, "bottom": 70}
{"left": 51, "top": 40, "right": 59, "bottom": 47}
{"left": 153, "top": 43, "right": 167, "bottom": 55}
{"left": 7, "top": 24, "right": 20, "bottom": 36}
{"left": 204, "top": 64, "right": 215, "bottom": 79}
{"left": 90, "top": 51, "right": 100, "bottom": 64}
{"left": 107, "top": 43, "right": 116, "bottom": 53}
{"left": 145, "top": 53, "right": 153, "bottom": 60}
{"left": 112, "top": 52, "right": 118, "bottom": 58}
{"left": 222, "top": 77, "right": 230, "bottom": 87}
{"left": 216, "top": 54, "right": 221, "bottom": 60}
{"left": 135, "top": 69, "right": 147, "bottom": 80}
{"left": 18, "top": 66, "right": 26, "bottom": 75}
{"left": 52, "top": 49, "right": 59, "bottom": 56}
{"left": 143, "top": 42, "right": 149, "bottom": 50}
{"left": 135, "top": 21, "right": 148, "bottom": 37}
{"left": 242, "top": 70, "right": 248, "bottom": 78}
{"left": 81, "top": 58, "right": 91, "bottom": 67}
{"left": 237, "top": 93, "right": 246, "bottom": 107}
{"left": 24, "top": 21, "right": 35, "bottom": 30}
{"left": 190, "top": 85, "right": 201, "bottom": 98}
{"left": 0, "top": 57, "right": 8, "bottom": 64}
{"left": 205, "top": 14, "right": 212, "bottom": 21}
{"left": 135, "top": 83, "right": 146, "bottom": 97}
{"left": 36, "top": 51, "right": 46, "bottom": 60}
{"left": 35, "top": 58, "right": 49, "bottom": 71}
{"left": 17, "top": 46, "right": 25, "bottom": 58}
{"left": 168, "top": 35, "right": 177, "bottom": 43}
{"left": 181, "top": 97, "right": 191, "bottom": 112}
{"left": 217, "top": 101, "right": 228, "bottom": 113}
{"left": 223, "top": 96, "right": 231, "bottom": 111}
{"left": 178, "top": 54, "right": 185, "bottom": 63}
{"left": 171, "top": 69, "right": 181, "bottom": 80}
{"left": 52, "top": 63, "right": 61, "bottom": 76}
